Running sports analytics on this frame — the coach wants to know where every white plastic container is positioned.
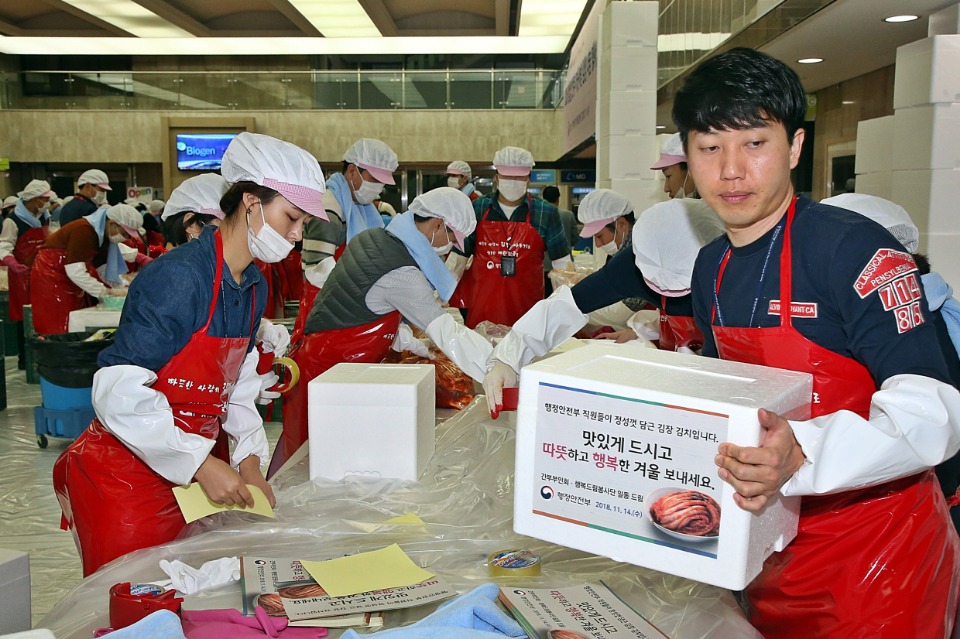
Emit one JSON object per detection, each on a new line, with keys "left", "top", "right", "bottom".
{"left": 513, "top": 343, "right": 813, "bottom": 591}
{"left": 0, "top": 548, "right": 30, "bottom": 633}
{"left": 308, "top": 363, "right": 435, "bottom": 482}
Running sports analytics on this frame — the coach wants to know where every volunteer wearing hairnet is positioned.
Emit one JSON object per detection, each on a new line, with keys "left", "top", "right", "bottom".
{"left": 1, "top": 195, "right": 17, "bottom": 217}
{"left": 449, "top": 146, "right": 571, "bottom": 328}
{"left": 482, "top": 198, "right": 725, "bottom": 416}
{"left": 271, "top": 187, "right": 493, "bottom": 475}
{"left": 58, "top": 168, "right": 112, "bottom": 227}
{"left": 140, "top": 198, "right": 166, "bottom": 258}
{"left": 30, "top": 203, "right": 147, "bottom": 334}
{"left": 161, "top": 173, "right": 228, "bottom": 249}
{"left": 52, "top": 132, "right": 328, "bottom": 577}
{"left": 680, "top": 49, "right": 960, "bottom": 637}
{"left": 445, "top": 160, "right": 479, "bottom": 201}
{"left": 0, "top": 180, "right": 52, "bottom": 368}
{"left": 651, "top": 133, "right": 696, "bottom": 199}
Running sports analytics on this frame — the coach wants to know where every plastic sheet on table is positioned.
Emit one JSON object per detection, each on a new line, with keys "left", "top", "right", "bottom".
{"left": 38, "top": 399, "right": 761, "bottom": 639}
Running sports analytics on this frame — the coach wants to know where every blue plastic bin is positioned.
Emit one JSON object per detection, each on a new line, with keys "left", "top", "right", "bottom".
{"left": 38, "top": 377, "right": 93, "bottom": 411}
{"left": 34, "top": 406, "right": 94, "bottom": 448}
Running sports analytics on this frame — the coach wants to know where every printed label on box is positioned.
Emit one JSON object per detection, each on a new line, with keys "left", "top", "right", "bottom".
{"left": 533, "top": 382, "right": 728, "bottom": 558}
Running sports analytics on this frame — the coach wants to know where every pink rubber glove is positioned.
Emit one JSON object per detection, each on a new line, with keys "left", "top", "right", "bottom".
{"left": 181, "top": 607, "right": 328, "bottom": 638}
{"left": 134, "top": 253, "right": 154, "bottom": 267}
{"left": 1, "top": 256, "right": 28, "bottom": 276}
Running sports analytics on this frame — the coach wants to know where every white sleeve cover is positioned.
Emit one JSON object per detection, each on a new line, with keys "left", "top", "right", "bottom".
{"left": 781, "top": 374, "right": 960, "bottom": 496}
{"left": 92, "top": 365, "right": 215, "bottom": 486}
{"left": 118, "top": 242, "right": 139, "bottom": 262}
{"left": 551, "top": 255, "right": 572, "bottom": 271}
{"left": 424, "top": 313, "right": 493, "bottom": 383}
{"left": 65, "top": 262, "right": 106, "bottom": 298}
{"left": 0, "top": 218, "right": 17, "bottom": 261}
{"left": 489, "top": 285, "right": 589, "bottom": 374}
{"left": 626, "top": 310, "right": 662, "bottom": 341}
{"left": 221, "top": 350, "right": 270, "bottom": 469}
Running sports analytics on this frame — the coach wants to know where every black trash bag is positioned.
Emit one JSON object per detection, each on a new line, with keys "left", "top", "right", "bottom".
{"left": 31, "top": 331, "right": 115, "bottom": 388}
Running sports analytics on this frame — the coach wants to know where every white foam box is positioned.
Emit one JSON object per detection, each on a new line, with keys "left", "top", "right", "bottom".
{"left": 852, "top": 171, "right": 893, "bottom": 201}
{"left": 0, "top": 548, "right": 30, "bottom": 633}
{"left": 308, "top": 363, "right": 435, "bottom": 482}
{"left": 597, "top": 90, "right": 657, "bottom": 139}
{"left": 514, "top": 343, "right": 812, "bottom": 591}
{"left": 600, "top": 1, "right": 658, "bottom": 50}
{"left": 891, "top": 167, "right": 960, "bottom": 239}
{"left": 893, "top": 104, "right": 960, "bottom": 171}
{"left": 894, "top": 35, "right": 960, "bottom": 109}
{"left": 855, "top": 116, "right": 894, "bottom": 175}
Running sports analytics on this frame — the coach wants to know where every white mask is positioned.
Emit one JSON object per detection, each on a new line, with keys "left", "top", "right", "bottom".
{"left": 353, "top": 175, "right": 384, "bottom": 205}
{"left": 109, "top": 233, "right": 127, "bottom": 244}
{"left": 673, "top": 174, "right": 692, "bottom": 200}
{"left": 94, "top": 189, "right": 108, "bottom": 205}
{"left": 446, "top": 177, "right": 462, "bottom": 189}
{"left": 599, "top": 240, "right": 618, "bottom": 256}
{"left": 497, "top": 179, "right": 528, "bottom": 202}
{"left": 247, "top": 201, "right": 293, "bottom": 263}
{"left": 431, "top": 225, "right": 454, "bottom": 256}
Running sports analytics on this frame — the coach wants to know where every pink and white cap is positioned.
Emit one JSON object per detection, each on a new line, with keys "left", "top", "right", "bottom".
{"left": 78, "top": 169, "right": 112, "bottom": 190}
{"left": 493, "top": 146, "right": 535, "bottom": 177}
{"left": 17, "top": 179, "right": 54, "bottom": 201}
{"left": 221, "top": 132, "right": 328, "bottom": 220}
{"left": 632, "top": 198, "right": 725, "bottom": 297}
{"left": 650, "top": 133, "right": 686, "bottom": 170}
{"left": 343, "top": 138, "right": 399, "bottom": 186}
{"left": 105, "top": 203, "right": 145, "bottom": 240}
{"left": 408, "top": 187, "right": 476, "bottom": 251}
{"left": 445, "top": 160, "right": 472, "bottom": 178}
{"left": 163, "top": 173, "right": 229, "bottom": 221}
{"left": 577, "top": 189, "right": 634, "bottom": 238}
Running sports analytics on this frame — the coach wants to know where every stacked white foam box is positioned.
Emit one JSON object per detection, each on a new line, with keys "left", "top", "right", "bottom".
{"left": 888, "top": 33, "right": 960, "bottom": 286}
{"left": 0, "top": 548, "right": 30, "bottom": 633}
{"left": 595, "top": 2, "right": 660, "bottom": 218}
{"left": 514, "top": 343, "right": 812, "bottom": 590}
{"left": 308, "top": 363, "right": 435, "bottom": 482}
{"left": 854, "top": 116, "right": 894, "bottom": 200}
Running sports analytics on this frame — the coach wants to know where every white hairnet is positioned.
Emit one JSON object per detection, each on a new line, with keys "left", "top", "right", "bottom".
{"left": 17, "top": 180, "right": 53, "bottom": 201}
{"left": 408, "top": 187, "right": 477, "bottom": 251}
{"left": 650, "top": 133, "right": 686, "bottom": 170}
{"left": 105, "top": 204, "right": 145, "bottom": 238}
{"left": 163, "top": 174, "right": 229, "bottom": 221}
{"left": 221, "top": 132, "right": 327, "bottom": 219}
{"left": 821, "top": 193, "right": 919, "bottom": 253}
{"left": 493, "top": 146, "right": 535, "bottom": 176}
{"left": 78, "top": 169, "right": 111, "bottom": 190}
{"left": 3, "top": 196, "right": 18, "bottom": 208}
{"left": 446, "top": 160, "right": 472, "bottom": 178}
{"left": 633, "top": 199, "right": 726, "bottom": 297}
{"left": 149, "top": 199, "right": 165, "bottom": 214}
{"left": 577, "top": 189, "right": 634, "bottom": 237}
{"left": 343, "top": 138, "right": 399, "bottom": 185}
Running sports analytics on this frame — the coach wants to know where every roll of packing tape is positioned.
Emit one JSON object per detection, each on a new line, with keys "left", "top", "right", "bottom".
{"left": 109, "top": 582, "right": 183, "bottom": 630}
{"left": 271, "top": 356, "right": 300, "bottom": 394}
{"left": 487, "top": 549, "right": 541, "bottom": 577}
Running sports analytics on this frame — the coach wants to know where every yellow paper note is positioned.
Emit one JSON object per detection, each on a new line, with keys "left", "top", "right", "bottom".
{"left": 383, "top": 513, "right": 425, "bottom": 526}
{"left": 301, "top": 544, "right": 434, "bottom": 597}
{"left": 172, "top": 482, "right": 275, "bottom": 524}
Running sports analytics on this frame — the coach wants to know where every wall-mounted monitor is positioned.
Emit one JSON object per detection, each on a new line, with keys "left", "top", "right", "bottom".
{"left": 175, "top": 133, "right": 237, "bottom": 171}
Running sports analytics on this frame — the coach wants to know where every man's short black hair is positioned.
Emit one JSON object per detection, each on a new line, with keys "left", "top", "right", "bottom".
{"left": 542, "top": 185, "right": 560, "bottom": 204}
{"left": 672, "top": 47, "right": 807, "bottom": 145}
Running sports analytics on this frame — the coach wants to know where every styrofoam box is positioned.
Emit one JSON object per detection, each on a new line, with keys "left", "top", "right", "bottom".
{"left": 514, "top": 343, "right": 812, "bottom": 591}
{"left": 596, "top": 135, "right": 657, "bottom": 181}
{"left": 597, "top": 91, "right": 657, "bottom": 139}
{"left": 852, "top": 172, "right": 893, "bottom": 201}
{"left": 891, "top": 167, "right": 960, "bottom": 240}
{"left": 600, "top": 47, "right": 658, "bottom": 94}
{"left": 0, "top": 548, "right": 30, "bottom": 634}
{"left": 600, "top": 1, "right": 658, "bottom": 50}
{"left": 855, "top": 116, "right": 894, "bottom": 175}
{"left": 308, "top": 363, "right": 435, "bottom": 482}
{"left": 894, "top": 35, "right": 960, "bottom": 110}
{"left": 893, "top": 104, "right": 960, "bottom": 171}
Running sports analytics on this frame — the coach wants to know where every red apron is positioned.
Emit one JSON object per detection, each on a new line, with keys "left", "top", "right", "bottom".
{"left": 269, "top": 312, "right": 401, "bottom": 477}
{"left": 711, "top": 199, "right": 959, "bottom": 638}
{"left": 278, "top": 249, "right": 303, "bottom": 302}
{"left": 30, "top": 248, "right": 93, "bottom": 335}
{"left": 291, "top": 244, "right": 347, "bottom": 341}
{"left": 657, "top": 295, "right": 702, "bottom": 352}
{"left": 9, "top": 226, "right": 48, "bottom": 322}
{"left": 53, "top": 231, "right": 254, "bottom": 576}
{"left": 454, "top": 197, "right": 545, "bottom": 329}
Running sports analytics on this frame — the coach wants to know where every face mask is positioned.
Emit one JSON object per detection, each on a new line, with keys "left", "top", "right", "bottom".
{"left": 247, "top": 201, "right": 293, "bottom": 263}
{"left": 109, "top": 233, "right": 127, "bottom": 244}
{"left": 447, "top": 177, "right": 462, "bottom": 189}
{"left": 673, "top": 173, "right": 691, "bottom": 200}
{"left": 498, "top": 179, "right": 528, "bottom": 202}
{"left": 94, "top": 190, "right": 108, "bottom": 205}
{"left": 599, "top": 240, "right": 618, "bottom": 256}
{"left": 351, "top": 170, "right": 384, "bottom": 205}
{"left": 430, "top": 225, "right": 454, "bottom": 256}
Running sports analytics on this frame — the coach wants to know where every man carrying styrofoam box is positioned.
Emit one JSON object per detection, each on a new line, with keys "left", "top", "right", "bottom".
{"left": 485, "top": 47, "right": 960, "bottom": 639}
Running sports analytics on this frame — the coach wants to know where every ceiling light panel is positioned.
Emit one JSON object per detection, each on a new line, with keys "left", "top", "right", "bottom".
{"left": 519, "top": 0, "right": 590, "bottom": 37}
{"left": 59, "top": 0, "right": 193, "bottom": 38}
{"left": 286, "top": 0, "right": 381, "bottom": 37}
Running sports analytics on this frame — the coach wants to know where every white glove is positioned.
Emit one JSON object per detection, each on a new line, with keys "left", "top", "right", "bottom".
{"left": 66, "top": 261, "right": 107, "bottom": 298}
{"left": 490, "top": 285, "right": 588, "bottom": 373}
{"left": 117, "top": 242, "right": 139, "bottom": 262}
{"left": 256, "top": 371, "right": 281, "bottom": 405}
{"left": 482, "top": 360, "right": 519, "bottom": 418}
{"left": 626, "top": 309, "right": 662, "bottom": 341}
{"left": 256, "top": 318, "right": 291, "bottom": 357}
{"left": 304, "top": 256, "right": 336, "bottom": 289}
{"left": 782, "top": 373, "right": 960, "bottom": 496}
{"left": 424, "top": 312, "right": 493, "bottom": 383}
{"left": 391, "top": 323, "right": 434, "bottom": 359}
{"left": 156, "top": 557, "right": 240, "bottom": 596}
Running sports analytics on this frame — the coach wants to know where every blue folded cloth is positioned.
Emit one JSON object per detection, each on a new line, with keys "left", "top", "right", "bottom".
{"left": 105, "top": 610, "right": 186, "bottom": 639}
{"left": 341, "top": 583, "right": 526, "bottom": 639}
